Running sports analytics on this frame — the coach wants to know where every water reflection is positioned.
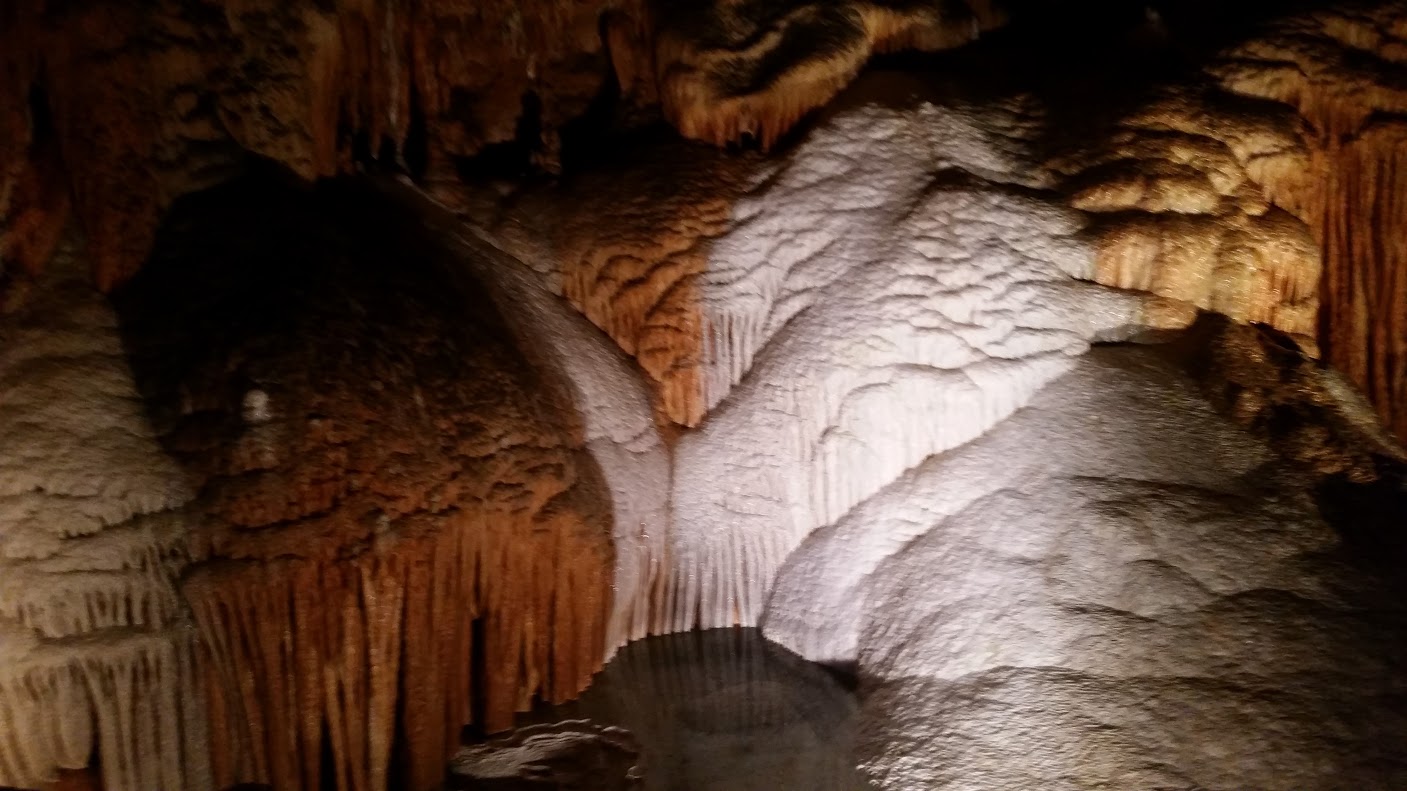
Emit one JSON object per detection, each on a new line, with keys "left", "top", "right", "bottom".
{"left": 457, "top": 628, "right": 874, "bottom": 790}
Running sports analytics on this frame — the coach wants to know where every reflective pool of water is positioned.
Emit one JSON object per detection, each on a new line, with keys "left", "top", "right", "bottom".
{"left": 453, "top": 628, "right": 875, "bottom": 790}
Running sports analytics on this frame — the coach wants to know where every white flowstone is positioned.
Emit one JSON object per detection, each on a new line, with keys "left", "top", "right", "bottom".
{"left": 767, "top": 345, "right": 1407, "bottom": 789}
{"left": 666, "top": 75, "right": 1163, "bottom": 631}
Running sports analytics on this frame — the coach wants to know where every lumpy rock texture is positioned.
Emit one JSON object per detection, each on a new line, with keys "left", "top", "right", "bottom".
{"left": 765, "top": 344, "right": 1407, "bottom": 789}
{"left": 0, "top": 237, "right": 209, "bottom": 791}
{"left": 478, "top": 66, "right": 1318, "bottom": 637}
{"left": 112, "top": 174, "right": 615, "bottom": 791}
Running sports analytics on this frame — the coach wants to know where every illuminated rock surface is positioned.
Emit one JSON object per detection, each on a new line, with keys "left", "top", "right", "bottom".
{"left": 0, "top": 2, "right": 1406, "bottom": 790}
{"left": 767, "top": 342, "right": 1407, "bottom": 789}
{"left": 449, "top": 720, "right": 641, "bottom": 789}
{"left": 0, "top": 238, "right": 209, "bottom": 791}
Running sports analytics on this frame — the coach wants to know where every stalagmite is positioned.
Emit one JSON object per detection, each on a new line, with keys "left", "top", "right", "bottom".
{"left": 0, "top": 236, "right": 210, "bottom": 791}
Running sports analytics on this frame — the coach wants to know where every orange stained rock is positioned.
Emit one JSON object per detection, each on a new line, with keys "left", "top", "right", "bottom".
{"left": 1051, "top": 86, "right": 1322, "bottom": 343}
{"left": 654, "top": 0, "right": 1006, "bottom": 149}
{"left": 1208, "top": 1, "right": 1407, "bottom": 441}
{"left": 456, "top": 145, "right": 757, "bottom": 428}
{"left": 115, "top": 177, "right": 613, "bottom": 791}
{"left": 2, "top": 0, "right": 1023, "bottom": 289}
{"left": 1, "top": 0, "right": 637, "bottom": 289}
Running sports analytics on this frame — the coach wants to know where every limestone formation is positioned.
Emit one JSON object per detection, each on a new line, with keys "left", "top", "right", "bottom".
{"left": 652, "top": 0, "right": 1006, "bottom": 149}
{"left": 766, "top": 345, "right": 1407, "bottom": 789}
{"left": 448, "top": 720, "right": 641, "bottom": 788}
{"left": 0, "top": 1, "right": 1406, "bottom": 790}
{"left": 0, "top": 237, "right": 209, "bottom": 791}
{"left": 112, "top": 175, "right": 614, "bottom": 791}
{"left": 475, "top": 68, "right": 1328, "bottom": 635}
{"left": 1203, "top": 1, "right": 1407, "bottom": 440}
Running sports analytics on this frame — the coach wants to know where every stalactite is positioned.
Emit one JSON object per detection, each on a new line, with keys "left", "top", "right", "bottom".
{"left": 184, "top": 515, "right": 608, "bottom": 791}
{"left": 111, "top": 176, "right": 614, "bottom": 791}
{"left": 0, "top": 236, "right": 210, "bottom": 791}
{"left": 1208, "top": 1, "right": 1407, "bottom": 441}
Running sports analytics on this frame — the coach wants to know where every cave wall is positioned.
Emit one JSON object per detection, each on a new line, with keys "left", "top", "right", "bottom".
{"left": 0, "top": 237, "right": 209, "bottom": 791}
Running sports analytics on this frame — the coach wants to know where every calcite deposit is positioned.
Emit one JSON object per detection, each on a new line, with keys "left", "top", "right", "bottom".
{"left": 0, "top": 238, "right": 209, "bottom": 791}
{"left": 0, "top": 1, "right": 1405, "bottom": 790}
{"left": 112, "top": 176, "right": 615, "bottom": 791}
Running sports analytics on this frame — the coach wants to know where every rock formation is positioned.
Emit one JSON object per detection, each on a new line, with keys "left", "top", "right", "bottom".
{"left": 516, "top": 629, "right": 872, "bottom": 791}
{"left": 767, "top": 341, "right": 1407, "bottom": 788}
{"left": 0, "top": 237, "right": 209, "bottom": 791}
{"left": 1205, "top": 1, "right": 1407, "bottom": 441}
{"left": 448, "top": 720, "right": 641, "bottom": 788}
{"left": 0, "top": 1, "right": 1405, "bottom": 790}
{"left": 112, "top": 175, "right": 615, "bottom": 791}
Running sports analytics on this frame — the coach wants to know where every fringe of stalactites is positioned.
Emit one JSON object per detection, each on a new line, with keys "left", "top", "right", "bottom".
{"left": 0, "top": 235, "right": 208, "bottom": 790}
{"left": 1212, "top": 28, "right": 1407, "bottom": 441}
{"left": 1090, "top": 207, "right": 1322, "bottom": 340}
{"left": 186, "top": 508, "right": 610, "bottom": 791}
{"left": 1314, "top": 125, "right": 1407, "bottom": 441}
{"left": 0, "top": 630, "right": 211, "bottom": 791}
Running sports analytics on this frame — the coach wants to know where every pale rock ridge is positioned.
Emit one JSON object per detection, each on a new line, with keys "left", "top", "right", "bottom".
{"left": 766, "top": 345, "right": 1407, "bottom": 789}
{"left": 663, "top": 76, "right": 1164, "bottom": 632}
{"left": 0, "top": 236, "right": 210, "bottom": 791}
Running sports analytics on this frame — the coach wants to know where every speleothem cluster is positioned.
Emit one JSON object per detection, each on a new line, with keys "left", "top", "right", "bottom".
{"left": 2, "top": 2, "right": 1405, "bottom": 790}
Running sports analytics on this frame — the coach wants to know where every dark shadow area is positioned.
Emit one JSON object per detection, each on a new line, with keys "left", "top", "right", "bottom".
{"left": 456, "top": 628, "right": 875, "bottom": 791}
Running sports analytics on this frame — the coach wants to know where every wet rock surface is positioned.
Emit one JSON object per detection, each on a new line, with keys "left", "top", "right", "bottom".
{"left": 471, "top": 628, "right": 874, "bottom": 791}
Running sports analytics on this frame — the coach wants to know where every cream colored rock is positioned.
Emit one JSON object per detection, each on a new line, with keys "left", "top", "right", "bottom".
{"left": 0, "top": 236, "right": 209, "bottom": 791}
